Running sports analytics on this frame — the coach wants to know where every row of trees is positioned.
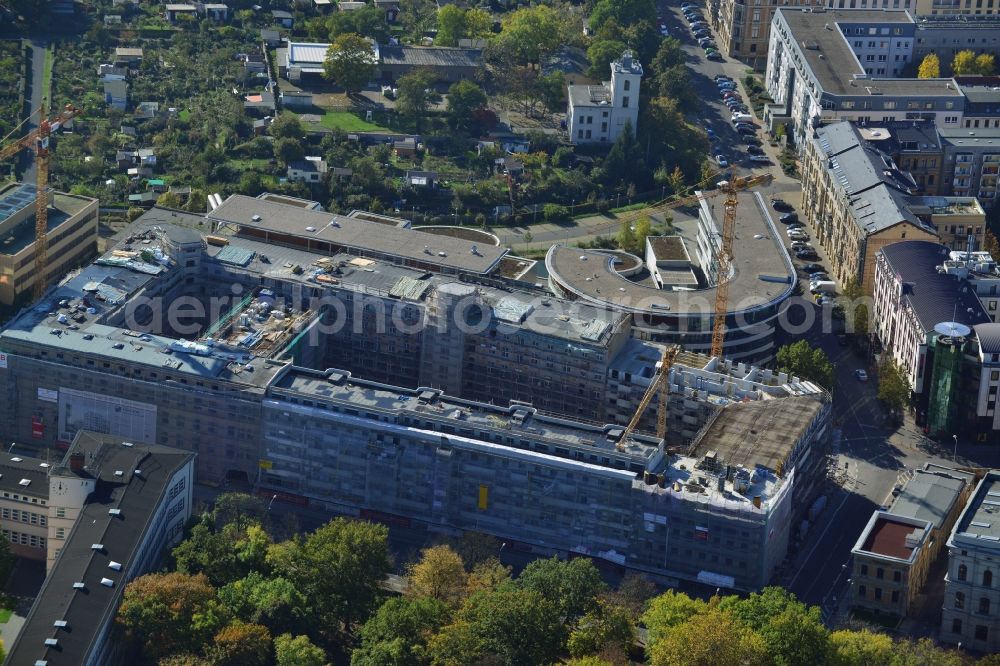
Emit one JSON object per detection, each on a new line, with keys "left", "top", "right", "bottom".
{"left": 118, "top": 494, "right": 988, "bottom": 665}
{"left": 918, "top": 50, "right": 996, "bottom": 78}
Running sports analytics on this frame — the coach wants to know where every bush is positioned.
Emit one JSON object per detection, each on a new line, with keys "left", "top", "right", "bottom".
{"left": 596, "top": 199, "right": 610, "bottom": 213}
{"left": 543, "top": 203, "right": 569, "bottom": 221}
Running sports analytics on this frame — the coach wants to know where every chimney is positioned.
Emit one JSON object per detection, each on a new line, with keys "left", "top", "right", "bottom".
{"left": 69, "top": 452, "right": 85, "bottom": 473}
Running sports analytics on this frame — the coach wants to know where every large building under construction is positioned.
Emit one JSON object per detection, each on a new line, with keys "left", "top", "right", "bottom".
{"left": 0, "top": 197, "right": 828, "bottom": 588}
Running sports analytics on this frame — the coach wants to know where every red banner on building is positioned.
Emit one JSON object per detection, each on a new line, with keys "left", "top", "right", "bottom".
{"left": 30, "top": 416, "right": 44, "bottom": 440}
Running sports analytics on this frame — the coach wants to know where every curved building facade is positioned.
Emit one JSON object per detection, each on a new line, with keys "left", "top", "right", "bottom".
{"left": 546, "top": 191, "right": 796, "bottom": 363}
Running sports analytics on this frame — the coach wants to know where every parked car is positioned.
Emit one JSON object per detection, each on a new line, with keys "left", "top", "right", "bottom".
{"left": 717, "top": 79, "right": 736, "bottom": 88}
{"left": 746, "top": 145, "right": 764, "bottom": 155}
{"left": 714, "top": 74, "right": 732, "bottom": 82}
{"left": 700, "top": 38, "right": 716, "bottom": 48}
{"left": 779, "top": 212, "right": 799, "bottom": 223}
{"left": 682, "top": 2, "right": 696, "bottom": 9}
{"left": 817, "top": 296, "right": 836, "bottom": 306}
{"left": 706, "top": 128, "right": 716, "bottom": 139}
{"left": 801, "top": 262, "right": 824, "bottom": 273}
{"left": 716, "top": 154, "right": 729, "bottom": 167}
{"left": 808, "top": 272, "right": 829, "bottom": 280}
{"left": 810, "top": 280, "right": 836, "bottom": 294}
{"left": 732, "top": 113, "right": 753, "bottom": 123}
{"left": 796, "top": 249, "right": 819, "bottom": 259}
{"left": 771, "top": 198, "right": 792, "bottom": 211}
{"left": 749, "top": 155, "right": 770, "bottom": 164}
{"left": 734, "top": 122, "right": 756, "bottom": 131}
{"left": 707, "top": 51, "right": 723, "bottom": 60}
{"left": 790, "top": 241, "right": 812, "bottom": 251}
{"left": 693, "top": 30, "right": 711, "bottom": 40}
{"left": 737, "top": 126, "right": 756, "bottom": 136}
{"left": 742, "top": 135, "right": 761, "bottom": 146}
{"left": 855, "top": 369, "right": 868, "bottom": 382}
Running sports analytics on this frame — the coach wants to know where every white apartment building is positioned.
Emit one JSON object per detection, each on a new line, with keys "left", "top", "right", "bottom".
{"left": 566, "top": 50, "right": 642, "bottom": 144}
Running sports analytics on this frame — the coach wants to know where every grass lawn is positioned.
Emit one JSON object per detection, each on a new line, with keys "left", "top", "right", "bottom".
{"left": 178, "top": 109, "right": 191, "bottom": 121}
{"left": 292, "top": 110, "right": 388, "bottom": 132}
{"left": 0, "top": 607, "right": 13, "bottom": 624}
{"left": 41, "top": 45, "right": 53, "bottom": 105}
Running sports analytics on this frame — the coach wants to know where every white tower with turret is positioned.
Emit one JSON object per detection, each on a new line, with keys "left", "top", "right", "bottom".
{"left": 566, "top": 50, "right": 643, "bottom": 144}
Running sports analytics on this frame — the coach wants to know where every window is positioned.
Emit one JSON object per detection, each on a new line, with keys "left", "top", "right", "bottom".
{"left": 976, "top": 625, "right": 989, "bottom": 641}
{"left": 861, "top": 564, "right": 869, "bottom": 576}
{"left": 959, "top": 564, "right": 968, "bottom": 581}
{"left": 859, "top": 584, "right": 867, "bottom": 598}
{"left": 980, "top": 597, "right": 991, "bottom": 615}
{"left": 894, "top": 570, "right": 902, "bottom": 582}
{"left": 953, "top": 618, "right": 963, "bottom": 634}
{"left": 622, "top": 96, "right": 629, "bottom": 108}
{"left": 985, "top": 570, "right": 993, "bottom": 587}
{"left": 875, "top": 587, "right": 883, "bottom": 600}
{"left": 891, "top": 590, "right": 900, "bottom": 603}
{"left": 956, "top": 592, "right": 966, "bottom": 609}
{"left": 624, "top": 80, "right": 630, "bottom": 92}
{"left": 876, "top": 567, "right": 884, "bottom": 579}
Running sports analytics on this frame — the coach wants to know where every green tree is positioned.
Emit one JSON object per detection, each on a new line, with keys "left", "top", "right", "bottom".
{"left": 466, "top": 558, "right": 512, "bottom": 595}
{"left": 651, "top": 37, "right": 686, "bottom": 75}
{"left": 839, "top": 277, "right": 868, "bottom": 334}
{"left": 952, "top": 50, "right": 978, "bottom": 75}
{"left": 657, "top": 65, "right": 699, "bottom": 113}
{"left": 667, "top": 166, "right": 687, "bottom": 195}
{"left": 395, "top": 70, "right": 435, "bottom": 131}
{"left": 543, "top": 203, "right": 570, "bottom": 221}
{"left": 588, "top": 0, "right": 657, "bottom": 34}
{"left": 275, "top": 633, "right": 328, "bottom": 666}
{"left": 616, "top": 218, "right": 637, "bottom": 252}
{"left": 977, "top": 53, "right": 996, "bottom": 75}
{"left": 0, "top": 533, "right": 16, "bottom": 587}
{"left": 917, "top": 53, "right": 940, "bottom": 78}
{"left": 516, "top": 557, "right": 607, "bottom": 622}
{"left": 207, "top": 622, "right": 272, "bottom": 666}
{"left": 497, "top": 5, "right": 564, "bottom": 65}
{"left": 275, "top": 138, "right": 306, "bottom": 165}
{"left": 117, "top": 572, "right": 228, "bottom": 661}
{"left": 406, "top": 544, "right": 469, "bottom": 608}
{"left": 567, "top": 599, "right": 635, "bottom": 658}
{"left": 352, "top": 596, "right": 452, "bottom": 666}
{"left": 267, "top": 518, "right": 391, "bottom": 630}
{"left": 776, "top": 339, "right": 834, "bottom": 389}
{"left": 648, "top": 608, "right": 767, "bottom": 666}
{"left": 634, "top": 217, "right": 653, "bottom": 253}
{"left": 446, "top": 80, "right": 488, "bottom": 131}
{"left": 271, "top": 114, "right": 305, "bottom": 140}
{"left": 610, "top": 574, "right": 659, "bottom": 619}
{"left": 587, "top": 39, "right": 628, "bottom": 79}
{"left": 464, "top": 8, "right": 493, "bottom": 40}
{"left": 324, "top": 34, "right": 376, "bottom": 93}
{"left": 326, "top": 5, "right": 390, "bottom": 42}
{"left": 877, "top": 358, "right": 910, "bottom": 414}
{"left": 172, "top": 520, "right": 243, "bottom": 587}
{"left": 985, "top": 228, "right": 1000, "bottom": 260}
{"left": 825, "top": 629, "right": 894, "bottom": 666}
{"left": 641, "top": 590, "right": 709, "bottom": 649}
{"left": 218, "top": 572, "right": 309, "bottom": 636}
{"left": 429, "top": 584, "right": 566, "bottom": 666}
{"left": 214, "top": 492, "right": 267, "bottom": 530}
{"left": 157, "top": 191, "right": 183, "bottom": 209}
{"left": 436, "top": 5, "right": 466, "bottom": 46}
{"left": 893, "top": 638, "right": 968, "bottom": 666}
{"left": 718, "top": 587, "right": 828, "bottom": 666}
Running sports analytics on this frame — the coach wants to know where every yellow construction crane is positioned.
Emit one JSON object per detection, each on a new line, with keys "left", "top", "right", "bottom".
{"left": 610, "top": 172, "right": 772, "bottom": 359}
{"left": 0, "top": 101, "right": 82, "bottom": 299}
{"left": 618, "top": 344, "right": 680, "bottom": 449}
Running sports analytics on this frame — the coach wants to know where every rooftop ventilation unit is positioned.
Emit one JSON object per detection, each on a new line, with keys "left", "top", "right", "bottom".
{"left": 18, "top": 479, "right": 29, "bottom": 487}
{"left": 251, "top": 214, "right": 262, "bottom": 222}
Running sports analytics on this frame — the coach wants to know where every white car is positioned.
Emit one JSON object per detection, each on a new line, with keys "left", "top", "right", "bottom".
{"left": 716, "top": 154, "right": 729, "bottom": 167}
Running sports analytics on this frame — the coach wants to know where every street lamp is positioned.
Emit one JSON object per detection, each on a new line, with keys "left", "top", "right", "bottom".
{"left": 267, "top": 493, "right": 278, "bottom": 511}
{"left": 953, "top": 434, "right": 959, "bottom": 463}
{"left": 499, "top": 542, "right": 507, "bottom": 560}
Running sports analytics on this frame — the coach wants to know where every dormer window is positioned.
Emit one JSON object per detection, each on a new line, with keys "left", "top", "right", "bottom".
{"left": 624, "top": 80, "right": 630, "bottom": 92}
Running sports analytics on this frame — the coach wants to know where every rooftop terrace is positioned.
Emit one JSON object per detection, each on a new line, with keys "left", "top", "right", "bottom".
{"left": 546, "top": 191, "right": 795, "bottom": 317}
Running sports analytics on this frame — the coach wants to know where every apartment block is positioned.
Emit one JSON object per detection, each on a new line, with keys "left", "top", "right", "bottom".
{"left": 765, "top": 9, "right": 967, "bottom": 148}
{"left": 713, "top": 0, "right": 824, "bottom": 68}
{"left": 801, "top": 122, "right": 940, "bottom": 293}
{"left": 871, "top": 241, "right": 989, "bottom": 394}
{"left": 940, "top": 127, "right": 1000, "bottom": 206}
{"left": 260, "top": 365, "right": 831, "bottom": 590}
{"left": 851, "top": 465, "right": 972, "bottom": 618}
{"left": 0, "top": 183, "right": 99, "bottom": 305}
{"left": 5, "top": 431, "right": 194, "bottom": 666}
{"left": 941, "top": 470, "right": 1000, "bottom": 651}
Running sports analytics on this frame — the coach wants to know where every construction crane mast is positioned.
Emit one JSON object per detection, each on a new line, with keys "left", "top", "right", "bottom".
{"left": 0, "top": 101, "right": 82, "bottom": 299}
{"left": 618, "top": 344, "right": 680, "bottom": 449}
{"left": 711, "top": 180, "right": 741, "bottom": 358}
{"left": 611, "top": 172, "right": 771, "bottom": 360}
